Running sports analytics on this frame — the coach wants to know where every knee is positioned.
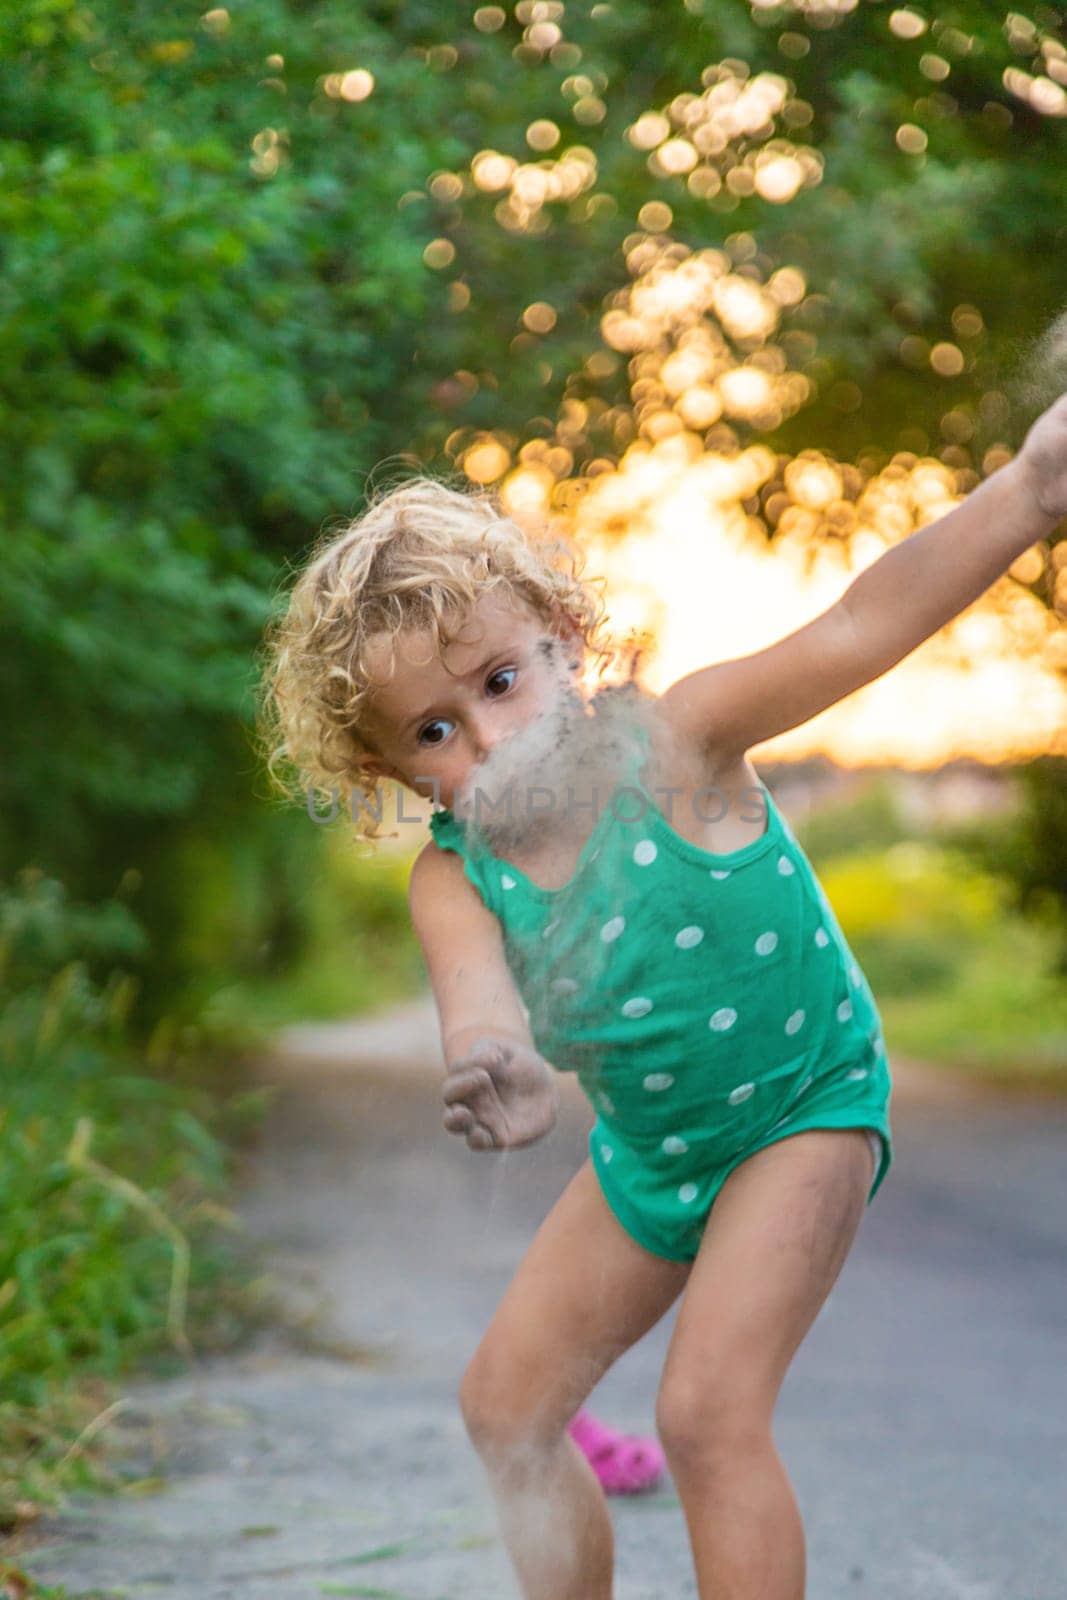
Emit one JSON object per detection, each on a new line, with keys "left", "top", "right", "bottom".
{"left": 655, "top": 1371, "right": 770, "bottom": 1473}
{"left": 458, "top": 1346, "right": 555, "bottom": 1463}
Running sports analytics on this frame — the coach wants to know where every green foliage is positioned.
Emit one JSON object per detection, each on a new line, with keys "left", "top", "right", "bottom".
{"left": 797, "top": 799, "right": 1067, "bottom": 1075}
{"left": 877, "top": 912, "right": 1067, "bottom": 1078}
{"left": 0, "top": 870, "right": 266, "bottom": 1524}
{"left": 792, "top": 771, "right": 914, "bottom": 863}
{"left": 201, "top": 826, "right": 425, "bottom": 1033}
{"left": 938, "top": 756, "right": 1067, "bottom": 972}
{"left": 0, "top": 0, "right": 455, "bottom": 899}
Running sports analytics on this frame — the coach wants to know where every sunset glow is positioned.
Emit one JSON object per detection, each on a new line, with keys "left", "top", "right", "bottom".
{"left": 460, "top": 243, "right": 1067, "bottom": 768}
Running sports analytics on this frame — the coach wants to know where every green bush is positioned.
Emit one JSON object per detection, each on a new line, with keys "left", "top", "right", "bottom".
{"left": 0, "top": 869, "right": 265, "bottom": 1524}
{"left": 807, "top": 836, "right": 1067, "bottom": 1077}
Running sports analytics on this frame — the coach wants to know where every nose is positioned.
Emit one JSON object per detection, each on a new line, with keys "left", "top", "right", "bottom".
{"left": 467, "top": 720, "right": 500, "bottom": 761}
{"left": 465, "top": 705, "right": 513, "bottom": 762}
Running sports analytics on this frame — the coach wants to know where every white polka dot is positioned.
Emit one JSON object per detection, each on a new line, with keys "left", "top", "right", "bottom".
{"left": 845, "top": 1067, "right": 869, "bottom": 1081}
{"left": 728, "top": 1082, "right": 755, "bottom": 1105}
{"left": 814, "top": 927, "right": 830, "bottom": 948}
{"left": 643, "top": 1073, "right": 674, "bottom": 1092}
{"left": 598, "top": 1092, "right": 616, "bottom": 1114}
{"left": 542, "top": 919, "right": 561, "bottom": 939}
{"left": 633, "top": 839, "right": 658, "bottom": 866}
{"left": 873, "top": 1037, "right": 885, "bottom": 1056}
{"left": 621, "top": 996, "right": 653, "bottom": 1018}
{"left": 678, "top": 1183, "right": 699, "bottom": 1204}
{"left": 600, "top": 915, "right": 625, "bottom": 942}
{"left": 837, "top": 999, "right": 853, "bottom": 1023}
{"left": 600, "top": 1144, "right": 614, "bottom": 1164}
{"left": 754, "top": 931, "right": 778, "bottom": 956}
{"left": 500, "top": 873, "right": 516, "bottom": 890}
{"left": 785, "top": 1009, "right": 805, "bottom": 1035}
{"left": 661, "top": 1135, "right": 689, "bottom": 1155}
{"left": 550, "top": 976, "right": 579, "bottom": 995}
{"left": 849, "top": 963, "right": 861, "bottom": 987}
{"left": 709, "top": 869, "right": 731, "bottom": 880}
{"left": 777, "top": 855, "right": 795, "bottom": 876}
{"left": 709, "top": 1007, "right": 738, "bottom": 1031}
{"left": 675, "top": 925, "right": 705, "bottom": 949}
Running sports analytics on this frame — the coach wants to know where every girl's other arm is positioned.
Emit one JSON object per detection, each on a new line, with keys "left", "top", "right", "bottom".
{"left": 407, "top": 841, "right": 535, "bottom": 1067}
{"left": 408, "top": 842, "right": 560, "bottom": 1149}
{"left": 663, "top": 395, "right": 1067, "bottom": 763}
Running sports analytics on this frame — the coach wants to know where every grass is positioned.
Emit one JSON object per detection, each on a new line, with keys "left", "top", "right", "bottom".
{"left": 0, "top": 870, "right": 276, "bottom": 1534}
{"left": 0, "top": 825, "right": 425, "bottom": 1537}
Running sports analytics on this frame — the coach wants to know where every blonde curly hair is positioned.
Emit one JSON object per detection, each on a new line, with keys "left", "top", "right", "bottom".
{"left": 254, "top": 471, "right": 618, "bottom": 843}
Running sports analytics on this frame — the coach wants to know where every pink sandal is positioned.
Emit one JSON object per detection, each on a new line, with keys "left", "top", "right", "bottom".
{"left": 566, "top": 1408, "right": 667, "bottom": 1495}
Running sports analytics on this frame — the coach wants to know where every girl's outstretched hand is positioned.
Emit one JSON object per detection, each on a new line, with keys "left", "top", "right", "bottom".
{"left": 442, "top": 1037, "right": 560, "bottom": 1151}
{"left": 1016, "top": 390, "right": 1067, "bottom": 523}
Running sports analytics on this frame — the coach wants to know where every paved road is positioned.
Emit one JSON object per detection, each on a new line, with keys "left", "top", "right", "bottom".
{"left": 15, "top": 997, "right": 1067, "bottom": 1599}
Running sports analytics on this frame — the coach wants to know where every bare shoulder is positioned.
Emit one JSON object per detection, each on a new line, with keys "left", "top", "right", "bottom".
{"left": 407, "top": 836, "right": 505, "bottom": 942}
{"left": 646, "top": 690, "right": 767, "bottom": 852}
{"left": 407, "top": 835, "right": 474, "bottom": 912}
{"left": 652, "top": 686, "right": 759, "bottom": 792}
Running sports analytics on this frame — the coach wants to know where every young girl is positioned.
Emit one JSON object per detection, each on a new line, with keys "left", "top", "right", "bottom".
{"left": 260, "top": 395, "right": 1065, "bottom": 1599}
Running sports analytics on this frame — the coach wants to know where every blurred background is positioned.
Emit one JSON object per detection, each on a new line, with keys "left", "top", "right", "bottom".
{"left": 3, "top": 0, "right": 1066, "bottom": 1546}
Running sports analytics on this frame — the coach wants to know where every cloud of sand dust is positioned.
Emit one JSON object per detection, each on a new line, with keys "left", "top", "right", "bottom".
{"left": 1007, "top": 306, "right": 1067, "bottom": 434}
{"left": 453, "top": 639, "right": 675, "bottom": 858}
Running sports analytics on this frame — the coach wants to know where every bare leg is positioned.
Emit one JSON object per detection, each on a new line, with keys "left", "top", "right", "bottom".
{"left": 654, "top": 1129, "right": 877, "bottom": 1600}
{"left": 459, "top": 1158, "right": 690, "bottom": 1599}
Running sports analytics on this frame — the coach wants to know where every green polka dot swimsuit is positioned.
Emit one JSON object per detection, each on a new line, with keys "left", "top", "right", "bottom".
{"left": 427, "top": 738, "right": 894, "bottom": 1263}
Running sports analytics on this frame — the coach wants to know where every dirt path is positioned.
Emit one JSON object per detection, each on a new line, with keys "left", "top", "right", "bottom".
{"left": 13, "top": 997, "right": 1067, "bottom": 1599}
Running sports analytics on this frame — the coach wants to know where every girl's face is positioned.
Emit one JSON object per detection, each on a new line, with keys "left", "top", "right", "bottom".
{"left": 359, "top": 589, "right": 583, "bottom": 812}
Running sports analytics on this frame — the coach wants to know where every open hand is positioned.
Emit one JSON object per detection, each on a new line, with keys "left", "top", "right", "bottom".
{"left": 442, "top": 1036, "right": 560, "bottom": 1151}
{"left": 1016, "top": 390, "right": 1067, "bottom": 523}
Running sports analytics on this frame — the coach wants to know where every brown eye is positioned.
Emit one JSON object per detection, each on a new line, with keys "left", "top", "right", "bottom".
{"left": 486, "top": 667, "right": 517, "bottom": 696}
{"left": 417, "top": 720, "right": 452, "bottom": 746}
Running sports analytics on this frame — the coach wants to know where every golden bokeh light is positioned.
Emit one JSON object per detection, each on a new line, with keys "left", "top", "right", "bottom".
{"left": 930, "top": 341, "right": 965, "bottom": 376}
{"left": 471, "top": 149, "right": 517, "bottom": 192}
{"left": 422, "top": 238, "right": 457, "bottom": 269}
{"left": 1003, "top": 67, "right": 1067, "bottom": 116}
{"left": 920, "top": 52, "right": 951, "bottom": 81}
{"left": 785, "top": 456, "right": 844, "bottom": 510}
{"left": 462, "top": 436, "right": 511, "bottom": 484}
{"left": 629, "top": 112, "right": 672, "bottom": 151}
{"left": 338, "top": 68, "right": 374, "bottom": 101}
{"left": 951, "top": 304, "right": 984, "bottom": 338}
{"left": 896, "top": 123, "right": 929, "bottom": 153}
{"left": 889, "top": 9, "right": 927, "bottom": 40}
{"left": 522, "top": 301, "right": 558, "bottom": 334}
{"left": 485, "top": 236, "right": 1066, "bottom": 765}
{"left": 526, "top": 119, "right": 561, "bottom": 151}
{"left": 753, "top": 153, "right": 805, "bottom": 203}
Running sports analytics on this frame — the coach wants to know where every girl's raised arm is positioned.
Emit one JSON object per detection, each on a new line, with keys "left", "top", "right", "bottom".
{"left": 662, "top": 394, "right": 1067, "bottom": 764}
